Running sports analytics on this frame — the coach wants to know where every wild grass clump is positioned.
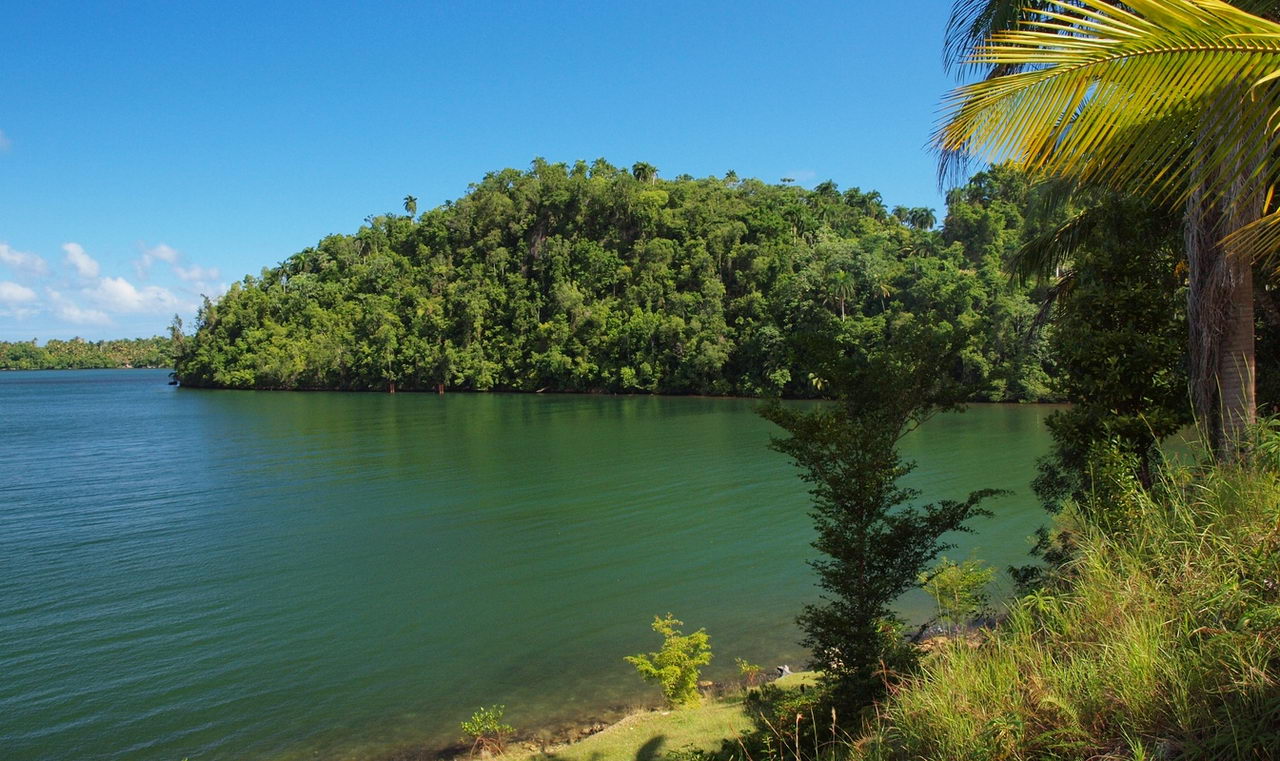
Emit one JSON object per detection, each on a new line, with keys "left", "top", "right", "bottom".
{"left": 854, "top": 451, "right": 1280, "bottom": 760}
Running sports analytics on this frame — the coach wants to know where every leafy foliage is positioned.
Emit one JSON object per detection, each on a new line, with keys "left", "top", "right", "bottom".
{"left": 1036, "top": 196, "right": 1190, "bottom": 485}
{"left": 1009, "top": 194, "right": 1192, "bottom": 589}
{"left": 938, "top": 0, "right": 1280, "bottom": 223}
{"left": 459, "top": 704, "right": 515, "bottom": 756}
{"left": 919, "top": 557, "right": 994, "bottom": 631}
{"left": 174, "top": 160, "right": 1054, "bottom": 401}
{"left": 939, "top": 0, "right": 1280, "bottom": 456}
{"left": 625, "top": 614, "right": 713, "bottom": 708}
{"left": 736, "top": 677, "right": 844, "bottom": 761}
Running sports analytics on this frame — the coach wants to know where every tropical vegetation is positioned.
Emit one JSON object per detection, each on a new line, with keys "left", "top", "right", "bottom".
{"left": 172, "top": 160, "right": 1057, "bottom": 401}
{"left": 938, "top": 0, "right": 1280, "bottom": 455}
{"left": 850, "top": 443, "right": 1280, "bottom": 759}
{"left": 0, "top": 336, "right": 173, "bottom": 370}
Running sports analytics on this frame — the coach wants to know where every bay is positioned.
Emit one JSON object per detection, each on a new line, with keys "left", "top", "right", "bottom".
{"left": 0, "top": 370, "right": 1055, "bottom": 761}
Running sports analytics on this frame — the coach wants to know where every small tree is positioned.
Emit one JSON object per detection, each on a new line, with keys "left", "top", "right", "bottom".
{"left": 761, "top": 311, "right": 1001, "bottom": 708}
{"left": 919, "top": 557, "right": 994, "bottom": 632}
{"left": 735, "top": 657, "right": 764, "bottom": 688}
{"left": 460, "top": 705, "right": 515, "bottom": 757}
{"left": 625, "top": 614, "right": 712, "bottom": 708}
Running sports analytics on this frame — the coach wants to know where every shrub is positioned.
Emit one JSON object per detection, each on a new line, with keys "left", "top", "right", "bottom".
{"left": 735, "top": 657, "right": 764, "bottom": 688}
{"left": 625, "top": 614, "right": 712, "bottom": 708}
{"left": 460, "top": 704, "right": 515, "bottom": 756}
{"left": 736, "top": 677, "right": 848, "bottom": 761}
{"left": 919, "top": 557, "right": 994, "bottom": 632}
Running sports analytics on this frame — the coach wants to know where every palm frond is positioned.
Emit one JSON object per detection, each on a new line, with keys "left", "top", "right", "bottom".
{"left": 945, "top": 0, "right": 1055, "bottom": 75}
{"left": 938, "top": 0, "right": 1280, "bottom": 230}
{"left": 1013, "top": 187, "right": 1182, "bottom": 283}
{"left": 1013, "top": 204, "right": 1107, "bottom": 284}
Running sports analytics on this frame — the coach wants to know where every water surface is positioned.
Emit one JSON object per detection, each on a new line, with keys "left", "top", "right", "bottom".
{"left": 0, "top": 370, "right": 1055, "bottom": 761}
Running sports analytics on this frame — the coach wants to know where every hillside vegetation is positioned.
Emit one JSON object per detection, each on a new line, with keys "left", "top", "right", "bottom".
{"left": 851, "top": 446, "right": 1280, "bottom": 760}
{"left": 174, "top": 160, "right": 1051, "bottom": 398}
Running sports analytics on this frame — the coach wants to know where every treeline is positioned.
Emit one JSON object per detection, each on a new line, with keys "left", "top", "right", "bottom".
{"left": 174, "top": 159, "right": 1054, "bottom": 399}
{"left": 1, "top": 337, "right": 173, "bottom": 370}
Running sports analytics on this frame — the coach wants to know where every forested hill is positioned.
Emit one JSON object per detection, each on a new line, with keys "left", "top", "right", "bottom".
{"left": 174, "top": 159, "right": 1052, "bottom": 399}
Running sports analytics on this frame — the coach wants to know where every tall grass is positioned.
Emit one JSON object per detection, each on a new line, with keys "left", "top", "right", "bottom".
{"left": 854, "top": 449, "right": 1280, "bottom": 759}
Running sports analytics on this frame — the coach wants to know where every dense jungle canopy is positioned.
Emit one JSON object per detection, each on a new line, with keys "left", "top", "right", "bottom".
{"left": 173, "top": 159, "right": 1059, "bottom": 398}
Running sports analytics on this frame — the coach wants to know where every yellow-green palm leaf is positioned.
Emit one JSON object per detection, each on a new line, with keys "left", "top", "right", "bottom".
{"left": 938, "top": 0, "right": 1280, "bottom": 225}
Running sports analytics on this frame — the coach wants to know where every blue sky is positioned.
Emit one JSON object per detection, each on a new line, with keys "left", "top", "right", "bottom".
{"left": 0, "top": 0, "right": 961, "bottom": 341}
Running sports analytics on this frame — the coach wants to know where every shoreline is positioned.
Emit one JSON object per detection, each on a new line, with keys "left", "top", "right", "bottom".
{"left": 366, "top": 675, "right": 780, "bottom": 761}
{"left": 359, "top": 624, "right": 989, "bottom": 761}
{"left": 171, "top": 378, "right": 1067, "bottom": 407}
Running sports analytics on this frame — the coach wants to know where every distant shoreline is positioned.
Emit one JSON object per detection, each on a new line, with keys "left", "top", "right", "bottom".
{"left": 5, "top": 368, "right": 1067, "bottom": 407}
{"left": 0, "top": 365, "right": 172, "bottom": 370}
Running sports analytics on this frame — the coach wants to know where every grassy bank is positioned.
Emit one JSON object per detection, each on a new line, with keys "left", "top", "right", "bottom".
{"left": 850, "top": 455, "right": 1280, "bottom": 759}
{"left": 489, "top": 674, "right": 818, "bottom": 761}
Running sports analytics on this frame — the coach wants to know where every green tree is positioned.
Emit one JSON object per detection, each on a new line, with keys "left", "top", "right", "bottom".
{"left": 174, "top": 160, "right": 1053, "bottom": 404}
{"left": 402, "top": 194, "right": 417, "bottom": 218}
{"left": 826, "top": 270, "right": 856, "bottom": 321}
{"left": 761, "top": 311, "right": 1002, "bottom": 707}
{"left": 631, "top": 161, "right": 657, "bottom": 184}
{"left": 907, "top": 207, "right": 937, "bottom": 231}
{"left": 939, "top": 0, "right": 1280, "bottom": 455}
{"left": 624, "top": 614, "right": 712, "bottom": 708}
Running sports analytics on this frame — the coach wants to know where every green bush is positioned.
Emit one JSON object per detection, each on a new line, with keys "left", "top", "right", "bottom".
{"left": 460, "top": 704, "right": 515, "bottom": 756}
{"left": 735, "top": 657, "right": 764, "bottom": 688}
{"left": 625, "top": 614, "right": 713, "bottom": 708}
{"left": 919, "top": 557, "right": 994, "bottom": 632}
{"left": 736, "top": 678, "right": 846, "bottom": 761}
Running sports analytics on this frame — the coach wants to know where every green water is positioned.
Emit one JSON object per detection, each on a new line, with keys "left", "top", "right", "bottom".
{"left": 0, "top": 370, "right": 1056, "bottom": 761}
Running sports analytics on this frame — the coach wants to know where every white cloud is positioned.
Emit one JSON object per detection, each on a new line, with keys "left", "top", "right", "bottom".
{"left": 0, "top": 130, "right": 10, "bottom": 153}
{"left": 0, "top": 280, "right": 39, "bottom": 318}
{"left": 146, "top": 243, "right": 180, "bottom": 264}
{"left": 134, "top": 243, "right": 182, "bottom": 277}
{"left": 0, "top": 243, "right": 49, "bottom": 277}
{"left": 63, "top": 242, "right": 100, "bottom": 278}
{"left": 0, "top": 281, "right": 37, "bottom": 304}
{"left": 46, "top": 289, "right": 110, "bottom": 325}
{"left": 173, "top": 263, "right": 220, "bottom": 282}
{"left": 87, "top": 275, "right": 182, "bottom": 314}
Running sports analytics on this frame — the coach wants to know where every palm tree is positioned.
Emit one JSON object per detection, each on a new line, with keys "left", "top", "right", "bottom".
{"left": 939, "top": 0, "right": 1280, "bottom": 456}
{"left": 828, "top": 270, "right": 857, "bottom": 320}
{"left": 631, "top": 162, "right": 658, "bottom": 184}
{"left": 907, "top": 207, "right": 937, "bottom": 231}
{"left": 403, "top": 195, "right": 418, "bottom": 218}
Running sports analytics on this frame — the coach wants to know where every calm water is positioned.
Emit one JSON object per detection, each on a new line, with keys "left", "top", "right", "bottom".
{"left": 0, "top": 370, "right": 1055, "bottom": 761}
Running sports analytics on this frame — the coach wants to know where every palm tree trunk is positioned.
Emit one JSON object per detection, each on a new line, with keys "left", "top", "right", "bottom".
{"left": 1185, "top": 97, "right": 1269, "bottom": 457}
{"left": 1220, "top": 260, "right": 1255, "bottom": 449}
{"left": 1187, "top": 196, "right": 1257, "bottom": 458}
